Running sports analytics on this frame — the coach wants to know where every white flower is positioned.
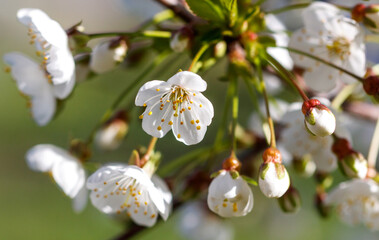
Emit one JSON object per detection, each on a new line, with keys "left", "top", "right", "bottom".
{"left": 4, "top": 53, "right": 75, "bottom": 126}
{"left": 265, "top": 14, "right": 294, "bottom": 70}
{"left": 289, "top": 2, "right": 366, "bottom": 92}
{"left": 89, "top": 39, "right": 128, "bottom": 74}
{"left": 258, "top": 162, "right": 290, "bottom": 198}
{"left": 325, "top": 179, "right": 379, "bottom": 230}
{"left": 303, "top": 100, "right": 336, "bottom": 137}
{"left": 280, "top": 100, "right": 350, "bottom": 173}
{"left": 207, "top": 170, "right": 253, "bottom": 217}
{"left": 179, "top": 201, "right": 234, "bottom": 240}
{"left": 26, "top": 144, "right": 87, "bottom": 212}
{"left": 17, "top": 8, "right": 75, "bottom": 88}
{"left": 135, "top": 71, "right": 214, "bottom": 145}
{"left": 86, "top": 164, "right": 172, "bottom": 227}
{"left": 3, "top": 8, "right": 75, "bottom": 126}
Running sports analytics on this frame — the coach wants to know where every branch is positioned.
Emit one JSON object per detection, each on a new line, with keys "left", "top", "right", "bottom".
{"left": 153, "top": 0, "right": 198, "bottom": 23}
{"left": 343, "top": 102, "right": 379, "bottom": 121}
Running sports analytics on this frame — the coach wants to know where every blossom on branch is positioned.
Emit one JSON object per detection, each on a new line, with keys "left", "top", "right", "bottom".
{"left": 135, "top": 71, "right": 214, "bottom": 145}
{"left": 26, "top": 144, "right": 87, "bottom": 212}
{"left": 289, "top": 2, "right": 366, "bottom": 92}
{"left": 86, "top": 164, "right": 172, "bottom": 227}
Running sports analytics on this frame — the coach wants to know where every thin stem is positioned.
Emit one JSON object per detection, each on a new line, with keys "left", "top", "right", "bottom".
{"left": 265, "top": 53, "right": 309, "bottom": 101}
{"left": 139, "top": 9, "right": 175, "bottom": 30}
{"left": 368, "top": 118, "right": 379, "bottom": 169}
{"left": 188, "top": 43, "right": 210, "bottom": 73}
{"left": 86, "top": 51, "right": 170, "bottom": 145}
{"left": 281, "top": 47, "right": 364, "bottom": 82}
{"left": 145, "top": 137, "right": 158, "bottom": 158}
{"left": 256, "top": 61, "right": 276, "bottom": 148}
{"left": 158, "top": 143, "right": 229, "bottom": 177}
{"left": 87, "top": 30, "right": 171, "bottom": 39}
{"left": 331, "top": 82, "right": 359, "bottom": 110}
{"left": 268, "top": 3, "right": 350, "bottom": 14}
{"left": 231, "top": 76, "right": 239, "bottom": 154}
{"left": 268, "top": 3, "right": 311, "bottom": 14}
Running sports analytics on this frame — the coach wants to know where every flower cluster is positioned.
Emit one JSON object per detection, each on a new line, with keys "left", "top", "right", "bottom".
{"left": 3, "top": 0, "right": 379, "bottom": 237}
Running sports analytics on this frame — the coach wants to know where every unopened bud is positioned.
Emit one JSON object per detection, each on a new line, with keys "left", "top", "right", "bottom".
{"left": 293, "top": 155, "right": 316, "bottom": 177}
{"left": 95, "top": 111, "right": 129, "bottom": 151}
{"left": 315, "top": 172, "right": 333, "bottom": 189}
{"left": 352, "top": 4, "right": 379, "bottom": 32}
{"left": 69, "top": 139, "right": 91, "bottom": 162}
{"left": 302, "top": 99, "right": 336, "bottom": 137}
{"left": 277, "top": 186, "right": 301, "bottom": 213}
{"left": 315, "top": 192, "right": 331, "bottom": 218}
{"left": 170, "top": 27, "right": 192, "bottom": 52}
{"left": 89, "top": 37, "right": 128, "bottom": 74}
{"left": 339, "top": 152, "right": 368, "bottom": 179}
{"left": 259, "top": 148, "right": 290, "bottom": 198}
{"left": 214, "top": 41, "right": 227, "bottom": 58}
{"left": 363, "top": 68, "right": 379, "bottom": 98}
{"left": 222, "top": 155, "right": 242, "bottom": 172}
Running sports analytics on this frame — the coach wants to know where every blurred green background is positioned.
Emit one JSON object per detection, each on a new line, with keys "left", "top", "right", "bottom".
{"left": 1, "top": 0, "right": 379, "bottom": 239}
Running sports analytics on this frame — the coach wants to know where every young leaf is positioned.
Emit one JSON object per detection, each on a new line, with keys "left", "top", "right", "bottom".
{"left": 186, "top": 0, "right": 225, "bottom": 23}
{"left": 241, "top": 175, "right": 258, "bottom": 186}
{"left": 220, "top": 0, "right": 238, "bottom": 26}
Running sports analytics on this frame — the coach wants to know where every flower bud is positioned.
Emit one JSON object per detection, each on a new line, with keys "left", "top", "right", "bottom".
{"left": 352, "top": 4, "right": 379, "bottom": 33}
{"left": 89, "top": 37, "right": 128, "bottom": 74}
{"left": 302, "top": 99, "right": 336, "bottom": 137}
{"left": 277, "top": 186, "right": 301, "bottom": 213}
{"left": 363, "top": 68, "right": 379, "bottom": 99}
{"left": 315, "top": 192, "right": 331, "bottom": 218}
{"left": 293, "top": 155, "right": 316, "bottom": 177}
{"left": 170, "top": 27, "right": 192, "bottom": 52}
{"left": 214, "top": 41, "right": 227, "bottom": 59}
{"left": 94, "top": 111, "right": 129, "bottom": 151}
{"left": 339, "top": 152, "right": 368, "bottom": 179}
{"left": 222, "top": 155, "right": 242, "bottom": 172}
{"left": 207, "top": 170, "right": 254, "bottom": 217}
{"left": 259, "top": 148, "right": 290, "bottom": 198}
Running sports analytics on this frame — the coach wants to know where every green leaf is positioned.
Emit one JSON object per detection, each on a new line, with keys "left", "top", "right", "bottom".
{"left": 241, "top": 175, "right": 258, "bottom": 186}
{"left": 186, "top": 0, "right": 225, "bottom": 23}
{"left": 220, "top": 0, "right": 238, "bottom": 26}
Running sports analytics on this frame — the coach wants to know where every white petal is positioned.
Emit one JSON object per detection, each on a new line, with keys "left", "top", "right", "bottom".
{"left": 141, "top": 97, "right": 174, "bottom": 138}
{"left": 52, "top": 157, "right": 85, "bottom": 198}
{"left": 52, "top": 73, "right": 75, "bottom": 99}
{"left": 288, "top": 30, "right": 320, "bottom": 69}
{"left": 151, "top": 175, "right": 172, "bottom": 221}
{"left": 135, "top": 80, "right": 171, "bottom": 106}
{"left": 167, "top": 71, "right": 207, "bottom": 92}
{"left": 259, "top": 162, "right": 290, "bottom": 198}
{"left": 207, "top": 171, "right": 253, "bottom": 217}
{"left": 312, "top": 149, "right": 337, "bottom": 172}
{"left": 25, "top": 144, "right": 66, "bottom": 172}
{"left": 172, "top": 101, "right": 208, "bottom": 145}
{"left": 46, "top": 47, "right": 76, "bottom": 86}
{"left": 127, "top": 202, "right": 159, "bottom": 227}
{"left": 3, "top": 52, "right": 47, "bottom": 96}
{"left": 302, "top": 2, "right": 341, "bottom": 33}
{"left": 325, "top": 179, "right": 379, "bottom": 205}
{"left": 86, "top": 163, "right": 128, "bottom": 189}
{"left": 17, "top": 8, "right": 68, "bottom": 48}
{"left": 72, "top": 185, "right": 88, "bottom": 213}
{"left": 303, "top": 65, "right": 339, "bottom": 92}
{"left": 30, "top": 86, "right": 56, "bottom": 126}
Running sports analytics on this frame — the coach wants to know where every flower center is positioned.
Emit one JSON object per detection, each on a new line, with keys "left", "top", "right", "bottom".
{"left": 326, "top": 37, "right": 351, "bottom": 61}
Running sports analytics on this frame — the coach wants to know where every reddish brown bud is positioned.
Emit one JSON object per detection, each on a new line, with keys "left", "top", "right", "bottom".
{"left": 222, "top": 155, "right": 242, "bottom": 172}
{"left": 69, "top": 139, "right": 91, "bottom": 162}
{"left": 352, "top": 4, "right": 366, "bottom": 22}
{"left": 301, "top": 99, "right": 320, "bottom": 115}
{"left": 332, "top": 138, "right": 354, "bottom": 159}
{"left": 363, "top": 75, "right": 379, "bottom": 96}
{"left": 262, "top": 147, "right": 282, "bottom": 164}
